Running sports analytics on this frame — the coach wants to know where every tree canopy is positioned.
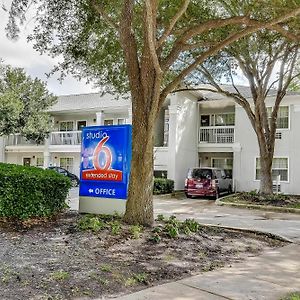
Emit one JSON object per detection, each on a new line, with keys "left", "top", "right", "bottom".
{"left": 0, "top": 63, "right": 56, "bottom": 143}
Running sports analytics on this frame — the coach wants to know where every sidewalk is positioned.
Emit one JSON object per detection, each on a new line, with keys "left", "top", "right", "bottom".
{"left": 111, "top": 244, "right": 300, "bottom": 300}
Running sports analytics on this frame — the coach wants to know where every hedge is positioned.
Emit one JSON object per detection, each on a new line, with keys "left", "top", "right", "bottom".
{"left": 0, "top": 163, "right": 71, "bottom": 220}
{"left": 153, "top": 178, "right": 174, "bottom": 195}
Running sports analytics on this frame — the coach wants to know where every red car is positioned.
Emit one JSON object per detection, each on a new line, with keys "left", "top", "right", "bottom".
{"left": 184, "top": 167, "right": 232, "bottom": 199}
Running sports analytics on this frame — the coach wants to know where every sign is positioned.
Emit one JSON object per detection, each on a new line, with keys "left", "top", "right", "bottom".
{"left": 79, "top": 125, "right": 132, "bottom": 202}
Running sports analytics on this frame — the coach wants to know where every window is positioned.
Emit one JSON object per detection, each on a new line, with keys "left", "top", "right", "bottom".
{"left": 200, "top": 115, "right": 210, "bottom": 127}
{"left": 200, "top": 113, "right": 235, "bottom": 127}
{"left": 256, "top": 157, "right": 288, "bottom": 182}
{"left": 77, "top": 121, "right": 87, "bottom": 131}
{"left": 59, "top": 157, "right": 74, "bottom": 172}
{"left": 36, "top": 157, "right": 44, "bottom": 167}
{"left": 104, "top": 119, "right": 114, "bottom": 126}
{"left": 212, "top": 158, "right": 233, "bottom": 177}
{"left": 60, "top": 121, "right": 73, "bottom": 131}
{"left": 213, "top": 113, "right": 235, "bottom": 126}
{"left": 267, "top": 106, "right": 289, "bottom": 129}
{"left": 118, "top": 118, "right": 125, "bottom": 125}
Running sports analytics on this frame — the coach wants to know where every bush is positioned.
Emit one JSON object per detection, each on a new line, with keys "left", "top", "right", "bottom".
{"left": 153, "top": 178, "right": 174, "bottom": 195}
{"left": 0, "top": 163, "right": 71, "bottom": 220}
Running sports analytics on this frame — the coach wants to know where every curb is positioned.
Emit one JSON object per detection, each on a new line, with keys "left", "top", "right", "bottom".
{"left": 154, "top": 191, "right": 185, "bottom": 199}
{"left": 216, "top": 196, "right": 300, "bottom": 215}
{"left": 199, "top": 222, "right": 293, "bottom": 243}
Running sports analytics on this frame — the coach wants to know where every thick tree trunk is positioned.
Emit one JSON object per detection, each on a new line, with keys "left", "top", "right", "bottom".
{"left": 259, "top": 154, "right": 273, "bottom": 195}
{"left": 123, "top": 105, "right": 156, "bottom": 226}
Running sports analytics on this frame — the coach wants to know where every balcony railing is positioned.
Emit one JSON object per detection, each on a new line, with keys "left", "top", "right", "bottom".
{"left": 199, "top": 126, "right": 235, "bottom": 144}
{"left": 6, "top": 131, "right": 82, "bottom": 146}
{"left": 6, "top": 134, "right": 42, "bottom": 146}
{"left": 50, "top": 131, "right": 82, "bottom": 145}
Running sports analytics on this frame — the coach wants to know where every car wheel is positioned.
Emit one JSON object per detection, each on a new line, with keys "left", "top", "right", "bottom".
{"left": 185, "top": 192, "right": 192, "bottom": 199}
{"left": 228, "top": 185, "right": 232, "bottom": 194}
{"left": 71, "top": 178, "right": 79, "bottom": 187}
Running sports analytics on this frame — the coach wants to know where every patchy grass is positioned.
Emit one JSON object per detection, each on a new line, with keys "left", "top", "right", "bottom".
{"left": 223, "top": 192, "right": 300, "bottom": 209}
{"left": 280, "top": 292, "right": 300, "bottom": 300}
{"left": 0, "top": 212, "right": 286, "bottom": 300}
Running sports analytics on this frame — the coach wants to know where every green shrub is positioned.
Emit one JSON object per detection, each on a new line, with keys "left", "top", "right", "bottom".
{"left": 0, "top": 163, "right": 71, "bottom": 220}
{"left": 153, "top": 178, "right": 174, "bottom": 195}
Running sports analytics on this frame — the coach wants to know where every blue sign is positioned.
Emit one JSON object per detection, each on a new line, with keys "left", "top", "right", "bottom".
{"left": 79, "top": 125, "right": 132, "bottom": 199}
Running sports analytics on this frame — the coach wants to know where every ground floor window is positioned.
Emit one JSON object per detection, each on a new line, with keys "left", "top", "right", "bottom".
{"left": 255, "top": 157, "right": 288, "bottom": 182}
{"left": 212, "top": 158, "right": 233, "bottom": 177}
{"left": 59, "top": 157, "right": 74, "bottom": 172}
{"left": 154, "top": 170, "right": 167, "bottom": 178}
{"left": 36, "top": 157, "right": 44, "bottom": 167}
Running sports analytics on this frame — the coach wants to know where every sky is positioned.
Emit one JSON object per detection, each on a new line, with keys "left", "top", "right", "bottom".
{"left": 0, "top": 1, "right": 97, "bottom": 96}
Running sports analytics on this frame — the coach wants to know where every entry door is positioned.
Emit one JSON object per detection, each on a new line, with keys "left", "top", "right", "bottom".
{"left": 23, "top": 158, "right": 31, "bottom": 166}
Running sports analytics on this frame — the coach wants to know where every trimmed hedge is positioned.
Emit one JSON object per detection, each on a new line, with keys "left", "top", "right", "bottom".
{"left": 0, "top": 163, "right": 71, "bottom": 220}
{"left": 153, "top": 178, "right": 174, "bottom": 195}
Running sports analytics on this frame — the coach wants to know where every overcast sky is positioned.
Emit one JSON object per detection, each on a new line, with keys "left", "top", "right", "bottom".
{"left": 0, "top": 2, "right": 97, "bottom": 96}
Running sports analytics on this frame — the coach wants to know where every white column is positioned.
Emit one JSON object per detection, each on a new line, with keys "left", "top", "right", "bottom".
{"left": 96, "top": 111, "right": 104, "bottom": 125}
{"left": 0, "top": 137, "right": 6, "bottom": 163}
{"left": 167, "top": 104, "right": 180, "bottom": 183}
{"left": 232, "top": 143, "right": 242, "bottom": 192}
{"left": 127, "top": 106, "right": 132, "bottom": 124}
{"left": 43, "top": 137, "right": 50, "bottom": 168}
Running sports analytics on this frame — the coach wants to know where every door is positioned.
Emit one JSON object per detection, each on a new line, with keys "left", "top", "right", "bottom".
{"left": 23, "top": 157, "right": 31, "bottom": 166}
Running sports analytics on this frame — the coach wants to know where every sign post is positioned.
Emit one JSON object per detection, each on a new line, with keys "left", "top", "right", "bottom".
{"left": 79, "top": 125, "right": 132, "bottom": 214}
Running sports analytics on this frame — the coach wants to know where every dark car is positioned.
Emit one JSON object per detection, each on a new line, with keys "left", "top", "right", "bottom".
{"left": 48, "top": 166, "right": 80, "bottom": 187}
{"left": 184, "top": 167, "right": 232, "bottom": 199}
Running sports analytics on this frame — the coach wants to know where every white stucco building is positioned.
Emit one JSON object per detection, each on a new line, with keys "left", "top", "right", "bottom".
{"left": 1, "top": 86, "right": 299, "bottom": 194}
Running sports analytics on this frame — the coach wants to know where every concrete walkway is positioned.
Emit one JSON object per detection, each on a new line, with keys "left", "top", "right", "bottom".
{"left": 112, "top": 244, "right": 300, "bottom": 300}
{"left": 68, "top": 190, "right": 300, "bottom": 299}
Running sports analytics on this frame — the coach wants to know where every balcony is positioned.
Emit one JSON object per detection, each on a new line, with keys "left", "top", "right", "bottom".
{"left": 199, "top": 126, "right": 235, "bottom": 144}
{"left": 50, "top": 131, "right": 82, "bottom": 145}
{"left": 6, "top": 131, "right": 82, "bottom": 146}
{"left": 6, "top": 134, "right": 43, "bottom": 146}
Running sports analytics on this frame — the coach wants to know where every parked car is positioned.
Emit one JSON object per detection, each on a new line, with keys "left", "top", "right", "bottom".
{"left": 48, "top": 166, "right": 80, "bottom": 187}
{"left": 184, "top": 167, "right": 232, "bottom": 199}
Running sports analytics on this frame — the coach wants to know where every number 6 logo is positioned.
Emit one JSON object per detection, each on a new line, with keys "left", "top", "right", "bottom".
{"left": 93, "top": 136, "right": 112, "bottom": 170}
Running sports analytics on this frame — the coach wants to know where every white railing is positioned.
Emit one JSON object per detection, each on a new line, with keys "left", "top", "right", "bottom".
{"left": 6, "top": 134, "right": 42, "bottom": 146}
{"left": 50, "top": 131, "right": 82, "bottom": 145}
{"left": 199, "top": 126, "right": 235, "bottom": 144}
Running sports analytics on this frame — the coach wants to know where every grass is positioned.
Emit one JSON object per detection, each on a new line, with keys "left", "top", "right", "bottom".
{"left": 50, "top": 271, "right": 70, "bottom": 281}
{"left": 280, "top": 292, "right": 300, "bottom": 300}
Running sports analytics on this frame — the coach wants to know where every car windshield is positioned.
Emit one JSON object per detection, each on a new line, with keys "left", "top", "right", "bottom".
{"left": 191, "top": 168, "right": 212, "bottom": 179}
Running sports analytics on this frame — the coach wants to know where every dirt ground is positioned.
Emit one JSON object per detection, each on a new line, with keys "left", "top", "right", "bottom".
{"left": 224, "top": 193, "right": 300, "bottom": 209}
{"left": 0, "top": 212, "right": 286, "bottom": 300}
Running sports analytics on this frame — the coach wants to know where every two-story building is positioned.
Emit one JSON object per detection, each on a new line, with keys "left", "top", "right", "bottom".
{"left": 1, "top": 86, "right": 299, "bottom": 194}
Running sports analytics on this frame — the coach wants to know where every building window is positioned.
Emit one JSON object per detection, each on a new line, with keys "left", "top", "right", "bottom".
{"left": 77, "top": 121, "right": 87, "bottom": 131}
{"left": 200, "top": 113, "right": 235, "bottom": 127}
{"left": 60, "top": 157, "right": 74, "bottom": 172}
{"left": 267, "top": 106, "right": 289, "bottom": 129}
{"left": 104, "top": 119, "right": 114, "bottom": 126}
{"left": 163, "top": 110, "right": 169, "bottom": 146}
{"left": 60, "top": 121, "right": 74, "bottom": 131}
{"left": 118, "top": 118, "right": 125, "bottom": 125}
{"left": 212, "top": 158, "right": 233, "bottom": 177}
{"left": 154, "top": 170, "right": 167, "bottom": 178}
{"left": 256, "top": 157, "right": 288, "bottom": 182}
{"left": 36, "top": 157, "right": 44, "bottom": 167}
{"left": 213, "top": 113, "right": 235, "bottom": 126}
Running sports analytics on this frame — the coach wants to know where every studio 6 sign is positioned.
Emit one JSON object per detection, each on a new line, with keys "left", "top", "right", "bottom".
{"left": 79, "top": 125, "right": 132, "bottom": 199}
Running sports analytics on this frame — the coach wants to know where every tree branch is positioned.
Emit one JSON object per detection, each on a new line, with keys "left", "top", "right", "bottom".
{"left": 157, "top": 0, "right": 190, "bottom": 49}
{"left": 144, "top": 0, "right": 162, "bottom": 75}
{"left": 91, "top": 0, "right": 119, "bottom": 31}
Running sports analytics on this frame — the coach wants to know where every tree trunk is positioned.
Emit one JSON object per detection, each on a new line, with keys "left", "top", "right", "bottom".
{"left": 123, "top": 104, "right": 156, "bottom": 226}
{"left": 259, "top": 154, "right": 273, "bottom": 195}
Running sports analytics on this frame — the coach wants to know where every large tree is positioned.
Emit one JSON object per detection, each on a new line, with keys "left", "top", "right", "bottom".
{"left": 0, "top": 63, "right": 56, "bottom": 143}
{"left": 6, "top": 0, "right": 300, "bottom": 224}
